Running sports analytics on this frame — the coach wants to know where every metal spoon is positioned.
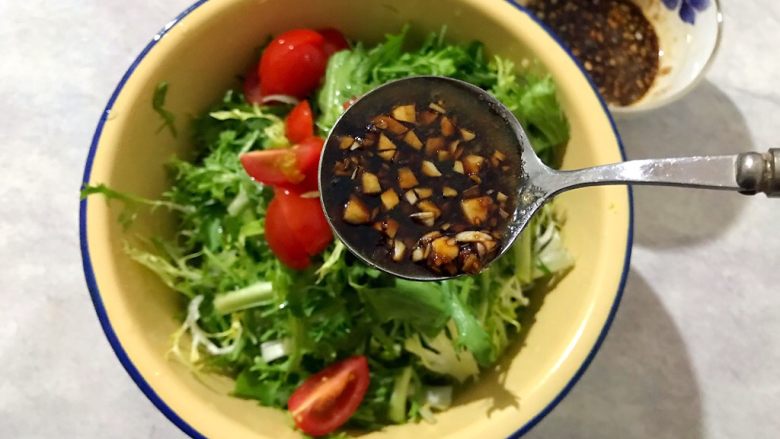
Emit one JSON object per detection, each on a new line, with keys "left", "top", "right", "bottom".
{"left": 319, "top": 76, "right": 779, "bottom": 281}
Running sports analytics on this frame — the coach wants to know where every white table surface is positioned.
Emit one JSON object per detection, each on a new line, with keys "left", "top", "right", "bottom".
{"left": 1, "top": 1, "right": 778, "bottom": 438}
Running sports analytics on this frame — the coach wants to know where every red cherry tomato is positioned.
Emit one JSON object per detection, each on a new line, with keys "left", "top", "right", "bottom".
{"left": 240, "top": 148, "right": 302, "bottom": 187}
{"left": 265, "top": 196, "right": 310, "bottom": 269}
{"left": 318, "top": 28, "right": 350, "bottom": 56}
{"left": 288, "top": 356, "right": 370, "bottom": 437}
{"left": 290, "top": 136, "right": 324, "bottom": 192}
{"left": 290, "top": 136, "right": 324, "bottom": 178}
{"left": 285, "top": 101, "right": 314, "bottom": 144}
{"left": 275, "top": 189, "right": 332, "bottom": 256}
{"left": 242, "top": 63, "right": 263, "bottom": 104}
{"left": 259, "top": 29, "right": 328, "bottom": 99}
{"left": 239, "top": 137, "right": 324, "bottom": 192}
{"left": 265, "top": 189, "right": 333, "bottom": 269}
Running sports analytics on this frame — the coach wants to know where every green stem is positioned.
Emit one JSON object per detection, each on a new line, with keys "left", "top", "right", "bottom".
{"left": 286, "top": 315, "right": 304, "bottom": 372}
{"left": 449, "top": 292, "right": 494, "bottom": 367}
{"left": 213, "top": 281, "right": 273, "bottom": 315}
{"left": 227, "top": 185, "right": 250, "bottom": 217}
{"left": 389, "top": 367, "right": 413, "bottom": 423}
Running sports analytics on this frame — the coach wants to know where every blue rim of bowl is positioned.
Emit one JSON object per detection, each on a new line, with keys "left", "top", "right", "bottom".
{"left": 78, "top": 1, "right": 633, "bottom": 438}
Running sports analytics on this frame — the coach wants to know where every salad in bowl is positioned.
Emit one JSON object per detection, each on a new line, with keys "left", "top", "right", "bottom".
{"left": 86, "top": 25, "right": 572, "bottom": 436}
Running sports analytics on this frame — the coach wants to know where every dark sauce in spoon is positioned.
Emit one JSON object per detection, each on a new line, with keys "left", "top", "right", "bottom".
{"left": 320, "top": 78, "right": 524, "bottom": 278}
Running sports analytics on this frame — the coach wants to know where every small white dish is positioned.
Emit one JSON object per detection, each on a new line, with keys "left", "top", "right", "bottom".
{"left": 613, "top": 0, "right": 723, "bottom": 115}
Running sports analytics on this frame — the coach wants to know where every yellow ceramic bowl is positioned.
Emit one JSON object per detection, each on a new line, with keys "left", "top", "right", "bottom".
{"left": 79, "top": 0, "right": 632, "bottom": 437}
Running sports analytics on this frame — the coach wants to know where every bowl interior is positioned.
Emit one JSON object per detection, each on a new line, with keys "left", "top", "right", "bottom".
{"left": 82, "top": 0, "right": 631, "bottom": 438}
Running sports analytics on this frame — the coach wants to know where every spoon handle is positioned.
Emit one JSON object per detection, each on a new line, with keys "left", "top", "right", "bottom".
{"left": 539, "top": 149, "right": 780, "bottom": 197}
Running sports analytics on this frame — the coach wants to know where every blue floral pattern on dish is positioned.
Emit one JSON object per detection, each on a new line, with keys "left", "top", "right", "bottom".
{"left": 662, "top": 0, "right": 711, "bottom": 24}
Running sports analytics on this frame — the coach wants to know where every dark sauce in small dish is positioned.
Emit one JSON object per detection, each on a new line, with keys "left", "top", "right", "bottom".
{"left": 527, "top": 0, "right": 660, "bottom": 106}
{"left": 320, "top": 78, "right": 523, "bottom": 278}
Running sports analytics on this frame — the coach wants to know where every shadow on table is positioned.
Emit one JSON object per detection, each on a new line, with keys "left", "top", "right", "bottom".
{"left": 527, "top": 270, "right": 703, "bottom": 439}
{"left": 615, "top": 80, "right": 753, "bottom": 249}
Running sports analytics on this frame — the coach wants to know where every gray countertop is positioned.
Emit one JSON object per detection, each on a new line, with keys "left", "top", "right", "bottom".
{"left": 1, "top": 1, "right": 778, "bottom": 437}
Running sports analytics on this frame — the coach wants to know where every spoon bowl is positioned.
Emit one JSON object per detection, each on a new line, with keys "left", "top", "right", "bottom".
{"left": 319, "top": 76, "right": 530, "bottom": 281}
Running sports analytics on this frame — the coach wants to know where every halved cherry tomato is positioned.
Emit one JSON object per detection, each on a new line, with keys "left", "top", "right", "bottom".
{"left": 240, "top": 136, "right": 324, "bottom": 192}
{"left": 285, "top": 101, "right": 314, "bottom": 144}
{"left": 259, "top": 29, "right": 328, "bottom": 99}
{"left": 265, "top": 196, "right": 310, "bottom": 269}
{"left": 289, "top": 136, "right": 325, "bottom": 193}
{"left": 288, "top": 356, "right": 370, "bottom": 437}
{"left": 242, "top": 63, "right": 263, "bottom": 104}
{"left": 265, "top": 189, "right": 333, "bottom": 269}
{"left": 240, "top": 148, "right": 303, "bottom": 187}
{"left": 318, "top": 28, "right": 350, "bottom": 56}
{"left": 291, "top": 136, "right": 324, "bottom": 178}
{"left": 275, "top": 189, "right": 332, "bottom": 256}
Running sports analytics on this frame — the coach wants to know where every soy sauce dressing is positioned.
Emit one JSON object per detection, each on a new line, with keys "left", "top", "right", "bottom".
{"left": 527, "top": 0, "right": 660, "bottom": 106}
{"left": 320, "top": 78, "right": 523, "bottom": 278}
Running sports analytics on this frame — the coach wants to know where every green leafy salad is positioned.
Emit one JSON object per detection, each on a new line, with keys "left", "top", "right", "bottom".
{"left": 86, "top": 26, "right": 573, "bottom": 436}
